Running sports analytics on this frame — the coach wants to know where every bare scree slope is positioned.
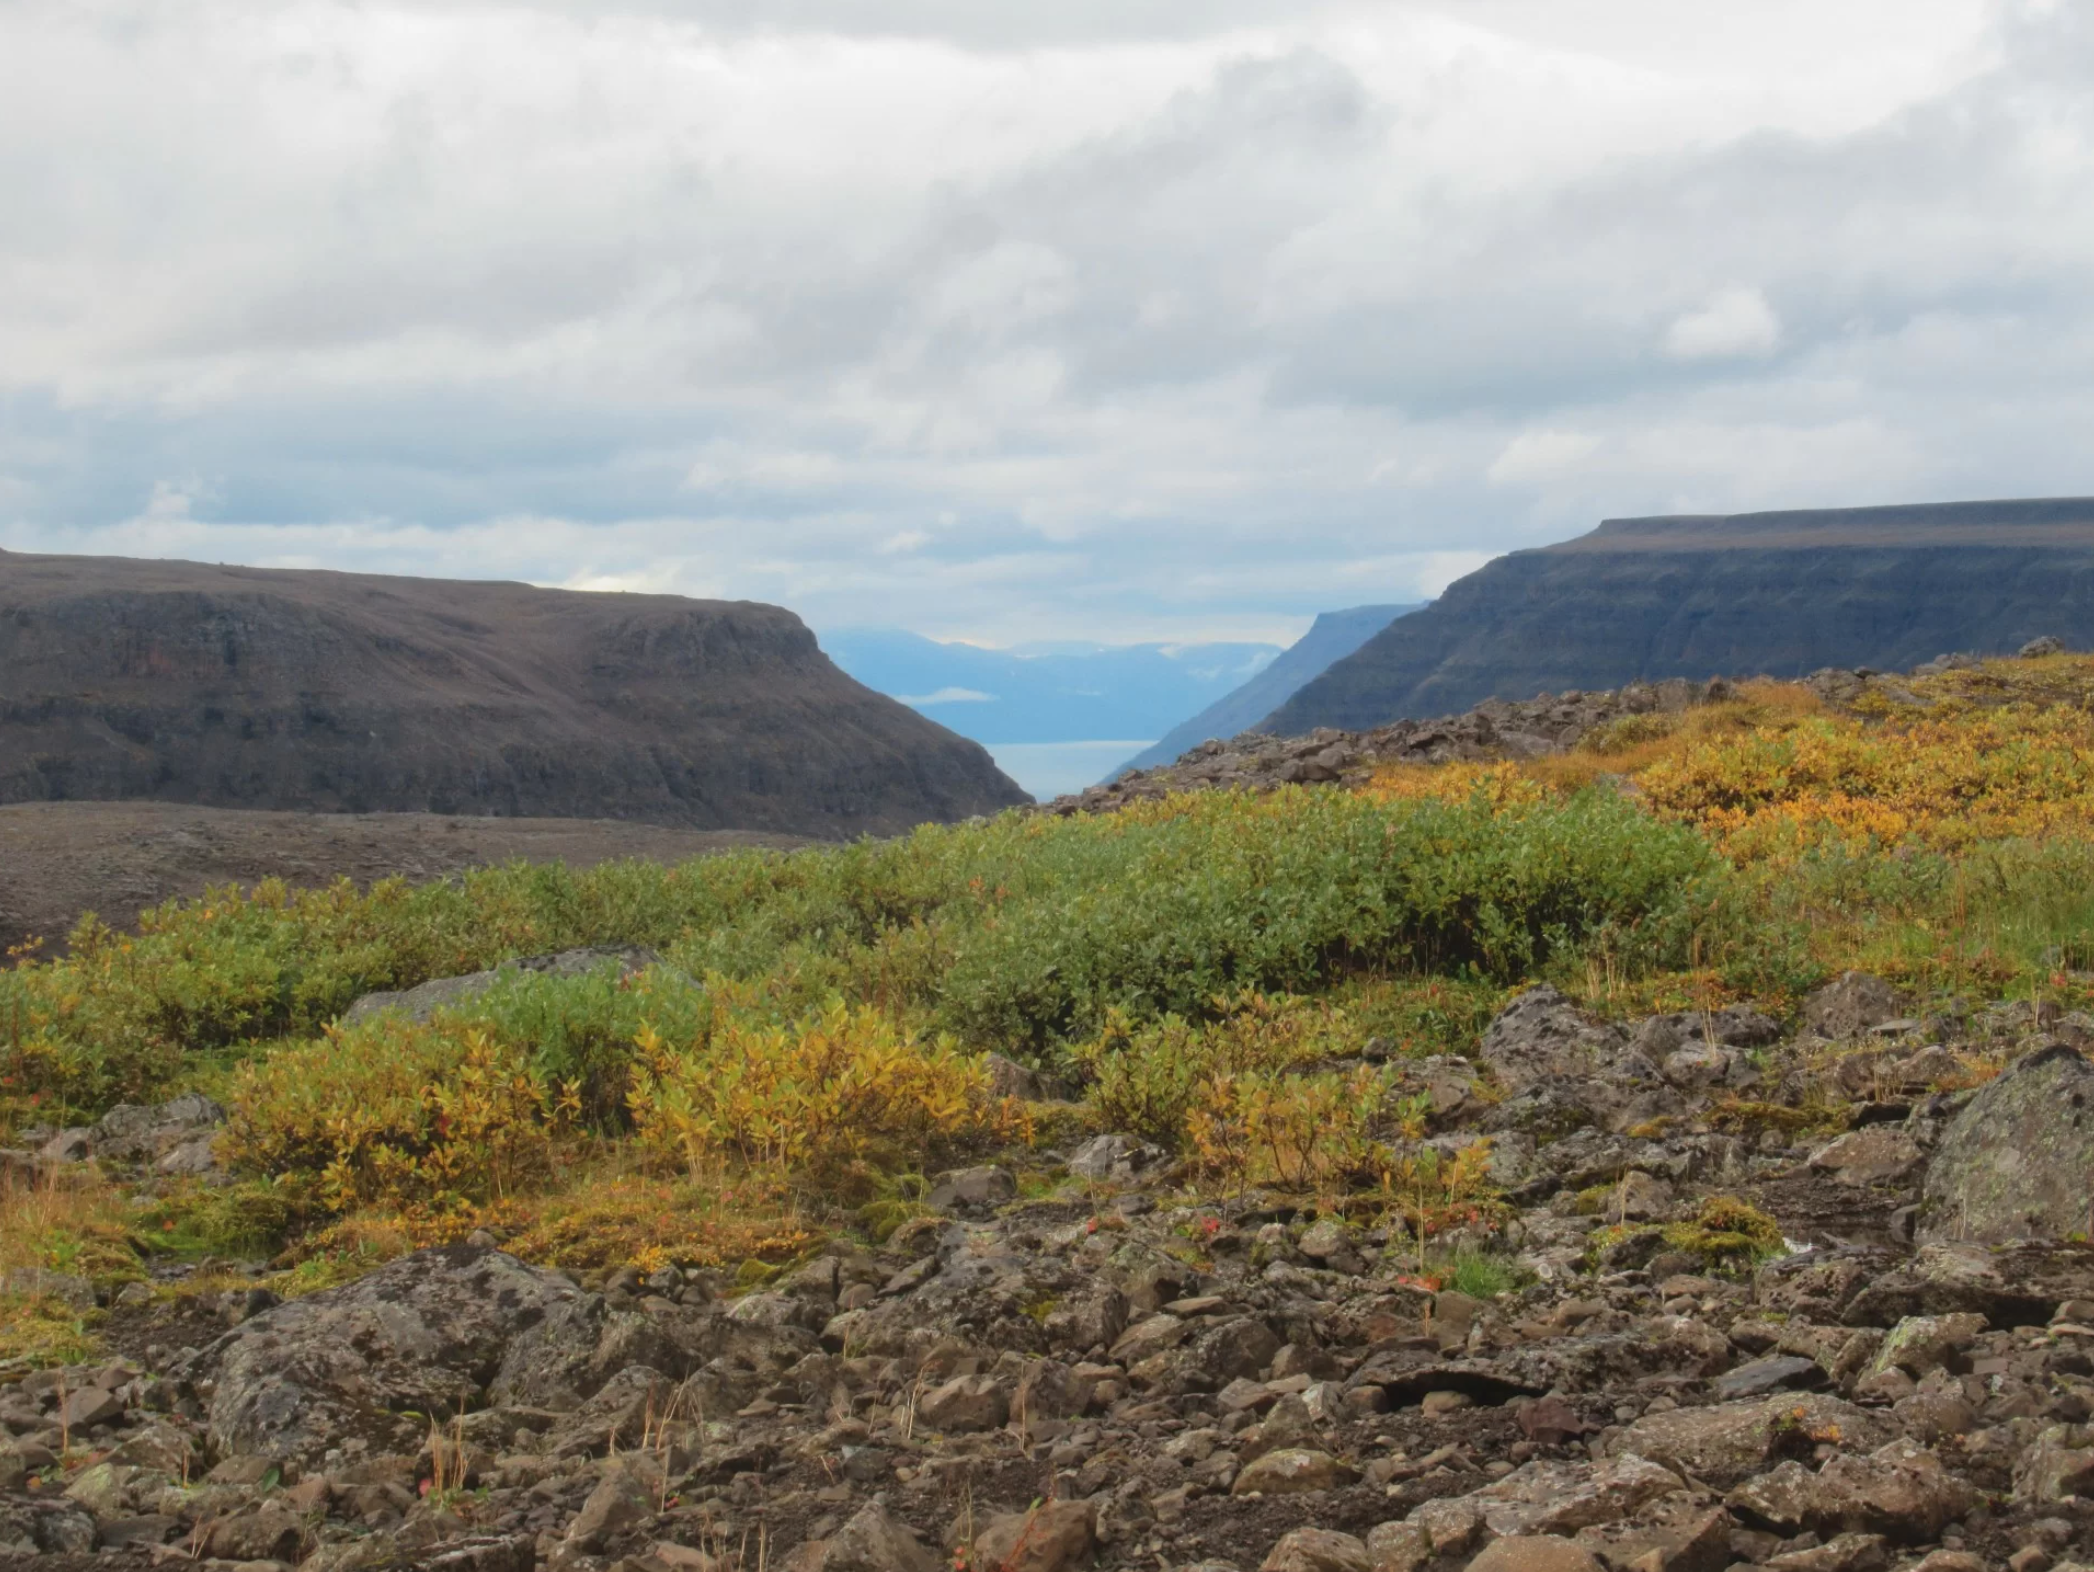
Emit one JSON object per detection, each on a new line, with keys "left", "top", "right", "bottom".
{"left": 0, "top": 549, "right": 1028, "bottom": 836}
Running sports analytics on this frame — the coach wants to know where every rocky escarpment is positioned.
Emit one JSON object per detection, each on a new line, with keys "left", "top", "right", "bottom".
{"left": 1050, "top": 646, "right": 2050, "bottom": 817}
{"left": 0, "top": 549, "right": 1028, "bottom": 836}
{"left": 13, "top": 973, "right": 2094, "bottom": 1572}
{"left": 1269, "top": 498, "right": 2094, "bottom": 735}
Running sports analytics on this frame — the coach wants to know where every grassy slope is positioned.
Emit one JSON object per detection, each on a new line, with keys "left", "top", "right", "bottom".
{"left": 8, "top": 652, "right": 2094, "bottom": 1361}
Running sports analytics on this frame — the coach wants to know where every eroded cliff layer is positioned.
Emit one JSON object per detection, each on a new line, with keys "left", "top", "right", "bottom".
{"left": 1268, "top": 498, "right": 2094, "bottom": 733}
{"left": 0, "top": 549, "right": 1029, "bottom": 834}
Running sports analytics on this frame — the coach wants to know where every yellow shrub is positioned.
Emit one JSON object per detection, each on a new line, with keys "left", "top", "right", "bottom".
{"left": 1184, "top": 1065, "right": 1401, "bottom": 1195}
{"left": 223, "top": 1020, "right": 577, "bottom": 1210}
{"left": 626, "top": 1001, "right": 1019, "bottom": 1183}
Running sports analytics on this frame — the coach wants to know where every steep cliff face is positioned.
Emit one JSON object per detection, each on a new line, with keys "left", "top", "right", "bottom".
{"left": 1266, "top": 498, "right": 2094, "bottom": 734}
{"left": 0, "top": 550, "right": 1030, "bottom": 834}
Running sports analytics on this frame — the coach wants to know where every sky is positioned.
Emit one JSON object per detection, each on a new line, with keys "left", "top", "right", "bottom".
{"left": 3, "top": 0, "right": 2091, "bottom": 646}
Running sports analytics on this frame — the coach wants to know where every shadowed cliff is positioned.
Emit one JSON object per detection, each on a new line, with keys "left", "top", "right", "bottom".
{"left": 1266, "top": 498, "right": 2094, "bottom": 733}
{"left": 0, "top": 549, "right": 1030, "bottom": 835}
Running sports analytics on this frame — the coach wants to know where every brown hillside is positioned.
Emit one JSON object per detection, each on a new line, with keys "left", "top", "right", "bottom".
{"left": 0, "top": 548, "right": 1029, "bottom": 834}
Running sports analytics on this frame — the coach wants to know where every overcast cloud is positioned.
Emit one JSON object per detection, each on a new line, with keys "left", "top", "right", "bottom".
{"left": 2, "top": 0, "right": 2089, "bottom": 644}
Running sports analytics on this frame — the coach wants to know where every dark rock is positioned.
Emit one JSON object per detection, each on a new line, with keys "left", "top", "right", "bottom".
{"left": 1805, "top": 974, "right": 1903, "bottom": 1041}
{"left": 1716, "top": 1356, "right": 1829, "bottom": 1400}
{"left": 176, "top": 1244, "right": 606, "bottom": 1459}
{"left": 1919, "top": 1045, "right": 2094, "bottom": 1243}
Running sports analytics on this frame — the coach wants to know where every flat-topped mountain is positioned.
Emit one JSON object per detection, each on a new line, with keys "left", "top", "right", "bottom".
{"left": 1268, "top": 497, "right": 2094, "bottom": 733}
{"left": 0, "top": 549, "right": 1028, "bottom": 835}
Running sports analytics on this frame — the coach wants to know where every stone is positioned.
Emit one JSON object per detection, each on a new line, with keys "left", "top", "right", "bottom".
{"left": 2015, "top": 1425, "right": 2094, "bottom": 1502}
{"left": 2022, "top": 637, "right": 2066, "bottom": 657}
{"left": 1607, "top": 1394, "right": 1891, "bottom": 1489}
{"left": 971, "top": 1500, "right": 1095, "bottom": 1572}
{"left": 916, "top": 1373, "right": 1008, "bottom": 1433}
{"left": 1662, "top": 1043, "right": 1732, "bottom": 1090}
{"left": 1465, "top": 1537, "right": 1606, "bottom": 1572}
{"left": 1066, "top": 1133, "right": 1165, "bottom": 1183}
{"left": 173, "top": 1244, "right": 611, "bottom": 1460}
{"left": 1111, "top": 1314, "right": 1188, "bottom": 1364}
{"left": 1804, "top": 974, "right": 1903, "bottom": 1040}
{"left": 1261, "top": 1528, "right": 1372, "bottom": 1572}
{"left": 1919, "top": 1046, "right": 2094, "bottom": 1243}
{"left": 926, "top": 1166, "right": 1016, "bottom": 1214}
{"left": 91, "top": 1092, "right": 228, "bottom": 1170}
{"left": 341, "top": 946, "right": 664, "bottom": 1028}
{"left": 1231, "top": 1448, "right": 1360, "bottom": 1496}
{"left": 1714, "top": 1356, "right": 1827, "bottom": 1400}
{"left": 1423, "top": 1390, "right": 1474, "bottom": 1418}
{"left": 202, "top": 1505, "right": 308, "bottom": 1563}
{"left": 1808, "top": 1128, "right": 1925, "bottom": 1188}
{"left": 55, "top": 1385, "right": 124, "bottom": 1430}
{"left": 1367, "top": 1521, "right": 1433, "bottom": 1572}
{"left": 62, "top": 1460, "right": 137, "bottom": 1515}
{"left": 1868, "top": 1314, "right": 1986, "bottom": 1378}
{"left": 812, "top": 1502, "right": 941, "bottom": 1572}
{"left": 564, "top": 1464, "right": 654, "bottom": 1550}
{"left": 1464, "top": 1455, "right": 1690, "bottom": 1540}
{"left": 1766, "top": 1533, "right": 1889, "bottom": 1572}
{"left": 1727, "top": 1440, "right": 1975, "bottom": 1542}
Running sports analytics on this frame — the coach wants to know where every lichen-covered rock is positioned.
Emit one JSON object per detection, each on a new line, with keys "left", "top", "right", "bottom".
{"left": 1606, "top": 1394, "right": 1890, "bottom": 1488}
{"left": 177, "top": 1245, "right": 605, "bottom": 1459}
{"left": 1919, "top": 1045, "right": 2094, "bottom": 1243}
{"left": 1804, "top": 973, "right": 1903, "bottom": 1040}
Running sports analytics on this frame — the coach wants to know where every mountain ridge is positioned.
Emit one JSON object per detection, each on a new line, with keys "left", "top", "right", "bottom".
{"left": 1267, "top": 497, "right": 2094, "bottom": 734}
{"left": 0, "top": 548, "right": 1028, "bottom": 835}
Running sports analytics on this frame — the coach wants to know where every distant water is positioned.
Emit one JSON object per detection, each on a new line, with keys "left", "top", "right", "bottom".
{"left": 984, "top": 740, "right": 1153, "bottom": 801}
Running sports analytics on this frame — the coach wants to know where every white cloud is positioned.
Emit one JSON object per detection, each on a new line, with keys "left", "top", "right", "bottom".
{"left": 1488, "top": 429, "right": 1603, "bottom": 486}
{"left": 1663, "top": 287, "right": 1784, "bottom": 362}
{"left": 897, "top": 686, "right": 998, "bottom": 705}
{"left": 7, "top": 0, "right": 2092, "bottom": 647}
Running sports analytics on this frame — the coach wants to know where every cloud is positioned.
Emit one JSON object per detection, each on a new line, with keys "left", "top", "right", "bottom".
{"left": 1663, "top": 288, "right": 1783, "bottom": 361}
{"left": 897, "top": 687, "right": 998, "bottom": 705}
{"left": 5, "top": 0, "right": 2092, "bottom": 646}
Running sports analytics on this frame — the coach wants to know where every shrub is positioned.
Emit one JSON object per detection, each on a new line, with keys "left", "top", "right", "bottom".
{"left": 627, "top": 1000, "right": 1020, "bottom": 1187}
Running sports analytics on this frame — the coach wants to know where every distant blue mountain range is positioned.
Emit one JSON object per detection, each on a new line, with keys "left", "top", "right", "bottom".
{"left": 1116, "top": 603, "right": 1423, "bottom": 773}
{"left": 818, "top": 629, "right": 1282, "bottom": 745}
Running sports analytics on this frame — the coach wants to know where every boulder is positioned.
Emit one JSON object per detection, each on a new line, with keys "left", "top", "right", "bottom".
{"left": 2014, "top": 1425, "right": 2094, "bottom": 1502}
{"left": 175, "top": 1245, "right": 610, "bottom": 1460}
{"left": 340, "top": 946, "right": 664, "bottom": 1028}
{"left": 89, "top": 1093, "right": 227, "bottom": 1168}
{"left": 1804, "top": 973, "right": 1902, "bottom": 1040}
{"left": 804, "top": 1502, "right": 941, "bottom": 1572}
{"left": 1231, "top": 1448, "right": 1360, "bottom": 1495}
{"left": 1728, "top": 1440, "right": 1975, "bottom": 1542}
{"left": 1606, "top": 1394, "right": 1890, "bottom": 1488}
{"left": 1465, "top": 1538, "right": 1606, "bottom": 1572}
{"left": 971, "top": 1500, "right": 1096, "bottom": 1572}
{"left": 1919, "top": 1046, "right": 2094, "bottom": 1243}
{"left": 916, "top": 1373, "right": 1008, "bottom": 1433}
{"left": 1261, "top": 1528, "right": 1372, "bottom": 1572}
{"left": 1808, "top": 1128, "right": 1925, "bottom": 1188}
{"left": 1843, "top": 1241, "right": 2094, "bottom": 1327}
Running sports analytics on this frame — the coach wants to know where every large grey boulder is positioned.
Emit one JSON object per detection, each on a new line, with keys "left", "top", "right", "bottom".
{"left": 1918, "top": 1046, "right": 2094, "bottom": 1243}
{"left": 1803, "top": 971, "right": 1904, "bottom": 1040}
{"left": 174, "top": 1246, "right": 630, "bottom": 1460}
{"left": 339, "top": 946, "right": 665, "bottom": 1029}
{"left": 1477, "top": 986, "right": 1677, "bottom": 1131}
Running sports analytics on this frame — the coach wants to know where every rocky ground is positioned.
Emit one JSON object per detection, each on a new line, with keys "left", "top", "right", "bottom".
{"left": 8, "top": 968, "right": 2094, "bottom": 1572}
{"left": 1047, "top": 643, "right": 2058, "bottom": 814}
